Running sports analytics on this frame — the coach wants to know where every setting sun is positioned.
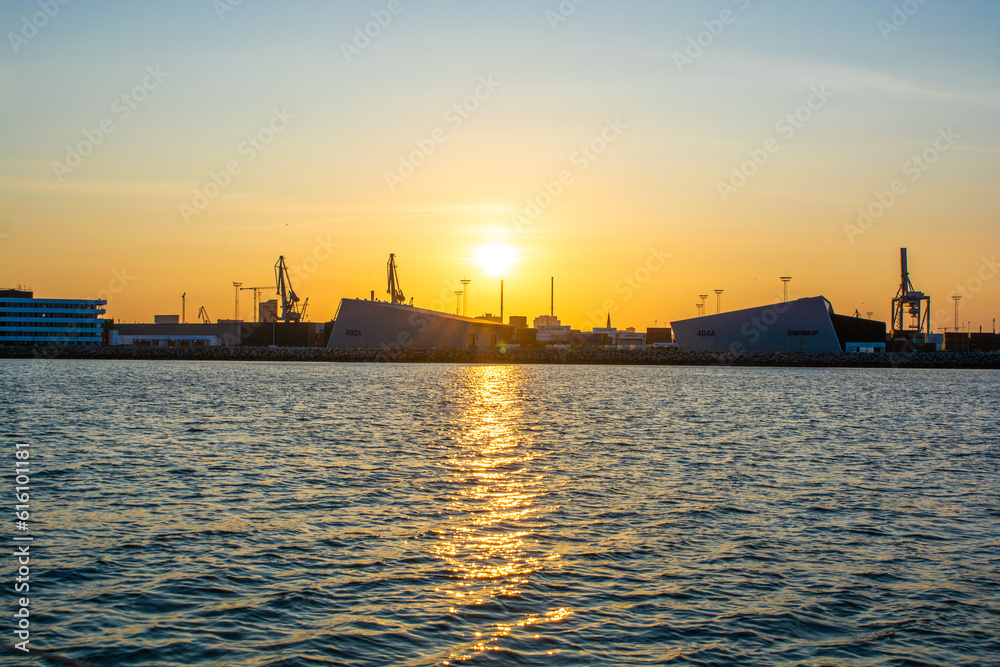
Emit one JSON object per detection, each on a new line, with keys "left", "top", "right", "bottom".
{"left": 475, "top": 244, "right": 516, "bottom": 277}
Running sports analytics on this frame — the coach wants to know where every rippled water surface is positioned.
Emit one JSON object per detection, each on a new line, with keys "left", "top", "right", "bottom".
{"left": 2, "top": 360, "right": 999, "bottom": 666}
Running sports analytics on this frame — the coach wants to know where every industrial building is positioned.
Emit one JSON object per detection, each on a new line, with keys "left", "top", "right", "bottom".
{"left": 0, "top": 288, "right": 106, "bottom": 345}
{"left": 671, "top": 296, "right": 886, "bottom": 354}
{"left": 108, "top": 322, "right": 245, "bottom": 347}
{"left": 259, "top": 299, "right": 278, "bottom": 322}
{"left": 592, "top": 315, "right": 648, "bottom": 348}
{"left": 241, "top": 321, "right": 326, "bottom": 347}
{"left": 326, "top": 298, "right": 514, "bottom": 350}
{"left": 646, "top": 327, "right": 674, "bottom": 346}
{"left": 533, "top": 315, "right": 572, "bottom": 344}
{"left": 107, "top": 321, "right": 327, "bottom": 348}
{"left": 943, "top": 331, "right": 1000, "bottom": 352}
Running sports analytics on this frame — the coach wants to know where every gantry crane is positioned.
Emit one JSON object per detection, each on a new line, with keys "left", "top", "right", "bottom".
{"left": 240, "top": 285, "right": 273, "bottom": 322}
{"left": 274, "top": 255, "right": 302, "bottom": 322}
{"left": 196, "top": 306, "right": 210, "bottom": 324}
{"left": 891, "top": 247, "right": 931, "bottom": 336}
{"left": 387, "top": 253, "right": 406, "bottom": 305}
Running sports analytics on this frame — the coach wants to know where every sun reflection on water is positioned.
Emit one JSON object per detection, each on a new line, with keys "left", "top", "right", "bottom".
{"left": 432, "top": 365, "right": 569, "bottom": 660}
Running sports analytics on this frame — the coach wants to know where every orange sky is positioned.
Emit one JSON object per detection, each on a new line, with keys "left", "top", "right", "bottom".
{"left": 1, "top": 1, "right": 998, "bottom": 332}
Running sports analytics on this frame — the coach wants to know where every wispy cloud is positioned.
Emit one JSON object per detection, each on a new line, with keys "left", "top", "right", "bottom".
{"left": 706, "top": 53, "right": 1000, "bottom": 106}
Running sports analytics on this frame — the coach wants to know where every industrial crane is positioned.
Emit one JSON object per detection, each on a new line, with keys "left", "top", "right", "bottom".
{"left": 891, "top": 247, "right": 930, "bottom": 335}
{"left": 387, "top": 253, "right": 406, "bottom": 305}
{"left": 299, "top": 297, "right": 309, "bottom": 322}
{"left": 240, "top": 285, "right": 273, "bottom": 322}
{"left": 196, "top": 306, "right": 210, "bottom": 324}
{"left": 274, "top": 255, "right": 302, "bottom": 322}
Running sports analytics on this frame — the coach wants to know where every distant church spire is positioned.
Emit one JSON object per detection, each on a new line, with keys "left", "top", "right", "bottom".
{"left": 606, "top": 313, "right": 611, "bottom": 328}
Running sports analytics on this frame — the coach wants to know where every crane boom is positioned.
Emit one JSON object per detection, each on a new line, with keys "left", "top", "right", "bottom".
{"left": 240, "top": 285, "right": 273, "bottom": 322}
{"left": 387, "top": 253, "right": 406, "bottom": 305}
{"left": 274, "top": 255, "right": 302, "bottom": 322}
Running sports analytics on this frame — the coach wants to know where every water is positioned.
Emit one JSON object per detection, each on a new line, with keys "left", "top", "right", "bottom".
{"left": 2, "top": 360, "right": 998, "bottom": 666}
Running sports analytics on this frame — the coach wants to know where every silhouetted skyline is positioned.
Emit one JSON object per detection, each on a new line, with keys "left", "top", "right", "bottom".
{"left": 1, "top": 0, "right": 997, "bottom": 330}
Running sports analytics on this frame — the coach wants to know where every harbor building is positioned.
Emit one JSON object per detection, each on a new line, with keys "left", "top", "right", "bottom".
{"left": 107, "top": 320, "right": 327, "bottom": 348}
{"left": 259, "top": 299, "right": 278, "bottom": 323}
{"left": 646, "top": 327, "right": 674, "bottom": 346}
{"left": 533, "top": 315, "right": 571, "bottom": 344}
{"left": 671, "top": 296, "right": 885, "bottom": 354}
{"left": 591, "top": 315, "right": 648, "bottom": 348}
{"left": 326, "top": 298, "right": 514, "bottom": 351}
{"left": 108, "top": 322, "right": 243, "bottom": 347}
{"left": 0, "top": 288, "right": 106, "bottom": 345}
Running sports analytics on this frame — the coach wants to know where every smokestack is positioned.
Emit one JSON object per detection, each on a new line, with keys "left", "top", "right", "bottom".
{"left": 550, "top": 276, "right": 554, "bottom": 317}
{"left": 500, "top": 279, "right": 504, "bottom": 323}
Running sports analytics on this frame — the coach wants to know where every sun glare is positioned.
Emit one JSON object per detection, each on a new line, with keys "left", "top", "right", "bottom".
{"left": 475, "top": 244, "right": 515, "bottom": 276}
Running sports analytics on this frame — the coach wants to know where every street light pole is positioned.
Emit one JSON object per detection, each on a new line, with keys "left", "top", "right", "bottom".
{"left": 780, "top": 277, "right": 792, "bottom": 303}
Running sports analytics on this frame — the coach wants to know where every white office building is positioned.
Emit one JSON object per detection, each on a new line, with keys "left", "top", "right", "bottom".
{"left": 0, "top": 289, "right": 107, "bottom": 345}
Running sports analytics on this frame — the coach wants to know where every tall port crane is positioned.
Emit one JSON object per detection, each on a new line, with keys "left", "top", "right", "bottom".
{"left": 300, "top": 297, "right": 309, "bottom": 321}
{"left": 196, "top": 306, "right": 210, "bottom": 324}
{"left": 274, "top": 255, "right": 302, "bottom": 322}
{"left": 240, "top": 285, "right": 273, "bottom": 322}
{"left": 387, "top": 253, "right": 406, "bottom": 305}
{"left": 891, "top": 247, "right": 930, "bottom": 335}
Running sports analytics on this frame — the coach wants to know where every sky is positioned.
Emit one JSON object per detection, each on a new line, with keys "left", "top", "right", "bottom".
{"left": 1, "top": 0, "right": 998, "bottom": 332}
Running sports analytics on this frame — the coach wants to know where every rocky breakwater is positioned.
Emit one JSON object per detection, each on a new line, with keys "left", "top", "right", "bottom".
{"left": 1, "top": 345, "right": 998, "bottom": 368}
